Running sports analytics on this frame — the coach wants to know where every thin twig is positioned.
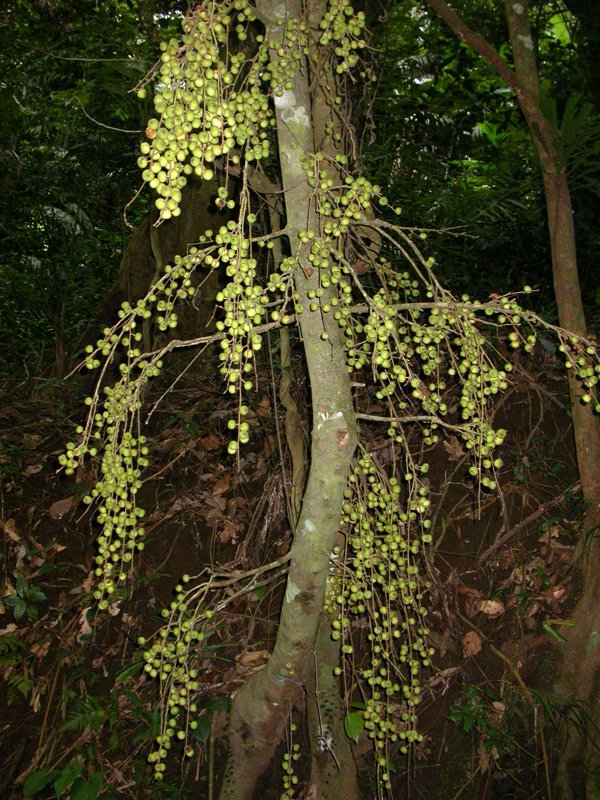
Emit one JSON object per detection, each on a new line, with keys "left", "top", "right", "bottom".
{"left": 477, "top": 481, "right": 581, "bottom": 564}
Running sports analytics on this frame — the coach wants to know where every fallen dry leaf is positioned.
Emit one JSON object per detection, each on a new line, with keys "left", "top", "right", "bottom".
{"left": 428, "top": 666, "right": 461, "bottom": 690}
{"left": 479, "top": 599, "right": 505, "bottom": 618}
{"left": 219, "top": 519, "right": 239, "bottom": 544}
{"left": 237, "top": 649, "right": 269, "bottom": 667}
{"left": 427, "top": 628, "right": 452, "bottom": 658}
{"left": 23, "top": 463, "right": 43, "bottom": 476}
{"left": 212, "top": 475, "right": 231, "bottom": 495}
{"left": 458, "top": 586, "right": 483, "bottom": 618}
{"left": 68, "top": 573, "right": 94, "bottom": 596}
{"left": 77, "top": 607, "right": 93, "bottom": 643}
{"left": 0, "top": 623, "right": 18, "bottom": 636}
{"left": 2, "top": 518, "right": 20, "bottom": 542}
{"left": 31, "top": 641, "right": 51, "bottom": 660}
{"left": 262, "top": 434, "right": 277, "bottom": 459}
{"left": 227, "top": 496, "right": 248, "bottom": 517}
{"left": 479, "top": 744, "right": 490, "bottom": 774}
{"left": 254, "top": 395, "right": 270, "bottom": 416}
{"left": 200, "top": 434, "right": 221, "bottom": 451}
{"left": 462, "top": 630, "right": 482, "bottom": 658}
{"left": 46, "top": 542, "right": 66, "bottom": 558}
{"left": 49, "top": 496, "right": 75, "bottom": 520}
{"left": 492, "top": 701, "right": 506, "bottom": 719}
{"left": 542, "top": 585, "right": 566, "bottom": 607}
{"left": 30, "top": 684, "right": 45, "bottom": 713}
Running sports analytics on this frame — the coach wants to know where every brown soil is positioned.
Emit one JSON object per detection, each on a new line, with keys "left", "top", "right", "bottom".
{"left": 0, "top": 351, "right": 586, "bottom": 800}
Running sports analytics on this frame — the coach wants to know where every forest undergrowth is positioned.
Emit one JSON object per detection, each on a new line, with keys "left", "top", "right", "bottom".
{"left": 0, "top": 344, "right": 591, "bottom": 800}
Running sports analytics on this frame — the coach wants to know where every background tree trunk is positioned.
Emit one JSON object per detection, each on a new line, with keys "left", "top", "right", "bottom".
{"left": 503, "top": 5, "right": 600, "bottom": 796}
{"left": 424, "top": 2, "right": 600, "bottom": 796}
{"left": 73, "top": 176, "right": 226, "bottom": 366}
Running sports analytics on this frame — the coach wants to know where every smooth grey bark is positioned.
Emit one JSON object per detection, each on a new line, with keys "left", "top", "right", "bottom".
{"left": 306, "top": 616, "right": 362, "bottom": 800}
{"left": 218, "top": 2, "right": 358, "bottom": 798}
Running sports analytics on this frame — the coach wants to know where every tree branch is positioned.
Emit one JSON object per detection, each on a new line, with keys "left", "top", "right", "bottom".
{"left": 423, "top": 0, "right": 522, "bottom": 95}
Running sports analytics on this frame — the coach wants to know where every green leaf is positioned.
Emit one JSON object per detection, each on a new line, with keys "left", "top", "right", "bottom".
{"left": 24, "top": 768, "right": 56, "bottom": 796}
{"left": 71, "top": 772, "right": 103, "bottom": 800}
{"left": 205, "top": 695, "right": 231, "bottom": 712}
{"left": 8, "top": 672, "right": 33, "bottom": 697}
{"left": 115, "top": 659, "right": 144, "bottom": 683}
{"left": 548, "top": 13, "right": 570, "bottom": 46}
{"left": 190, "top": 714, "right": 211, "bottom": 743}
{"left": 26, "top": 588, "right": 47, "bottom": 603}
{"left": 344, "top": 711, "right": 364, "bottom": 742}
{"left": 542, "top": 620, "right": 567, "bottom": 644}
{"left": 53, "top": 761, "right": 84, "bottom": 796}
{"left": 26, "top": 604, "right": 39, "bottom": 621}
{"left": 12, "top": 597, "right": 28, "bottom": 621}
{"left": 16, "top": 574, "right": 28, "bottom": 596}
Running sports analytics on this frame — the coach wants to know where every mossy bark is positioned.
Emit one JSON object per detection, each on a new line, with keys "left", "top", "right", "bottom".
{"left": 218, "top": 2, "right": 358, "bottom": 799}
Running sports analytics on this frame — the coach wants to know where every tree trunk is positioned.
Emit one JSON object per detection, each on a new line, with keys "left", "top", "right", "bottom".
{"left": 503, "top": 5, "right": 600, "bottom": 796}
{"left": 306, "top": 616, "right": 362, "bottom": 800}
{"left": 72, "top": 176, "right": 225, "bottom": 365}
{"left": 503, "top": 0, "right": 600, "bottom": 517}
{"left": 425, "top": 1, "right": 600, "bottom": 795}
{"left": 218, "top": 2, "right": 358, "bottom": 798}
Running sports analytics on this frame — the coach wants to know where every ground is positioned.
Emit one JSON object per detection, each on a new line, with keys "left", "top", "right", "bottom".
{"left": 0, "top": 343, "right": 586, "bottom": 799}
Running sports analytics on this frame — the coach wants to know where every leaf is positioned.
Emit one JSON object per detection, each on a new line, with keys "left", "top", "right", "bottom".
{"left": 542, "top": 620, "right": 567, "bottom": 644}
{"left": 237, "top": 649, "right": 268, "bottom": 667}
{"left": 16, "top": 574, "right": 28, "bottom": 595}
{"left": 25, "top": 588, "right": 47, "bottom": 603}
{"left": 48, "top": 496, "right": 75, "bottom": 520}
{"left": 479, "top": 599, "right": 505, "bottom": 618}
{"left": 31, "top": 640, "right": 51, "bottom": 660}
{"left": 24, "top": 768, "right": 56, "bottom": 796}
{"left": 462, "top": 631, "right": 482, "bottom": 658}
{"left": 190, "top": 713, "right": 211, "bottom": 742}
{"left": 70, "top": 772, "right": 103, "bottom": 800}
{"left": 212, "top": 475, "right": 231, "bottom": 495}
{"left": 344, "top": 711, "right": 364, "bottom": 742}
{"left": 205, "top": 695, "right": 231, "bottom": 712}
{"left": 3, "top": 518, "right": 20, "bottom": 541}
{"left": 24, "top": 463, "right": 43, "bottom": 476}
{"left": 200, "top": 434, "right": 221, "bottom": 451}
{"left": 115, "top": 659, "right": 144, "bottom": 683}
{"left": 53, "top": 761, "right": 84, "bottom": 796}
{"left": 12, "top": 597, "right": 28, "bottom": 621}
{"left": 8, "top": 672, "right": 34, "bottom": 698}
{"left": 443, "top": 435, "right": 465, "bottom": 461}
